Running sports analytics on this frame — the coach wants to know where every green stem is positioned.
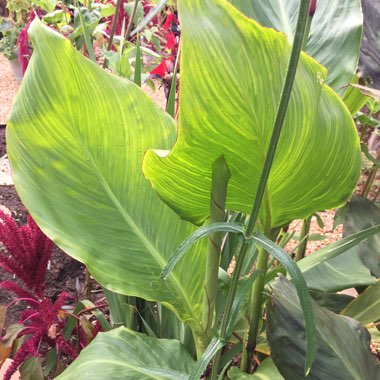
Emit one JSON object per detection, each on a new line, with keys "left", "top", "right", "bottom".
{"left": 301, "top": 14, "right": 312, "bottom": 50}
{"left": 134, "top": 34, "right": 142, "bottom": 86}
{"left": 362, "top": 165, "right": 378, "bottom": 198}
{"left": 211, "top": 0, "right": 312, "bottom": 376}
{"left": 210, "top": 238, "right": 251, "bottom": 380}
{"left": 166, "top": 44, "right": 181, "bottom": 117}
{"left": 83, "top": 268, "right": 92, "bottom": 299}
{"left": 202, "top": 156, "right": 231, "bottom": 336}
{"left": 295, "top": 215, "right": 312, "bottom": 261}
{"left": 246, "top": 189, "right": 271, "bottom": 372}
{"left": 75, "top": 0, "right": 96, "bottom": 62}
{"left": 103, "top": 0, "right": 123, "bottom": 68}
{"left": 125, "top": 0, "right": 140, "bottom": 42}
{"left": 372, "top": 186, "right": 380, "bottom": 203}
{"left": 245, "top": 247, "right": 267, "bottom": 371}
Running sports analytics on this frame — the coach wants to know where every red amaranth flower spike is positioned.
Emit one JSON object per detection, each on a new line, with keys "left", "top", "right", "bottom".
{"left": 0, "top": 212, "right": 103, "bottom": 377}
{"left": 0, "top": 210, "right": 53, "bottom": 298}
{"left": 1, "top": 281, "right": 36, "bottom": 301}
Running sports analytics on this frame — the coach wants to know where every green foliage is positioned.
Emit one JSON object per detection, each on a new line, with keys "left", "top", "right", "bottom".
{"left": 298, "top": 224, "right": 379, "bottom": 291}
{"left": 267, "top": 276, "right": 380, "bottom": 380}
{"left": 359, "top": 0, "right": 380, "bottom": 88}
{"left": 143, "top": 0, "right": 361, "bottom": 227}
{"left": 228, "top": 0, "right": 363, "bottom": 96}
{"left": 6, "top": 0, "right": 378, "bottom": 378}
{"left": 228, "top": 358, "right": 283, "bottom": 379}
{"left": 7, "top": 19, "right": 207, "bottom": 340}
{"left": 342, "top": 196, "right": 380, "bottom": 276}
{"left": 341, "top": 284, "right": 380, "bottom": 325}
{"left": 0, "top": 18, "right": 21, "bottom": 60}
{"left": 56, "top": 327, "right": 195, "bottom": 379}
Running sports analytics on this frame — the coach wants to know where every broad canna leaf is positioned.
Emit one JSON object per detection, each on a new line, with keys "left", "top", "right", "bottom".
{"left": 228, "top": 0, "right": 362, "bottom": 95}
{"left": 341, "top": 284, "right": 380, "bottom": 325}
{"left": 143, "top": 0, "right": 361, "bottom": 228}
{"left": 56, "top": 327, "right": 195, "bottom": 379}
{"left": 301, "top": 247, "right": 377, "bottom": 292}
{"left": 7, "top": 19, "right": 206, "bottom": 334}
{"left": 298, "top": 224, "right": 379, "bottom": 292}
{"left": 266, "top": 276, "right": 380, "bottom": 380}
{"left": 342, "top": 196, "right": 380, "bottom": 277}
{"left": 310, "top": 291, "right": 354, "bottom": 314}
{"left": 228, "top": 358, "right": 283, "bottom": 380}
{"left": 359, "top": 0, "right": 380, "bottom": 88}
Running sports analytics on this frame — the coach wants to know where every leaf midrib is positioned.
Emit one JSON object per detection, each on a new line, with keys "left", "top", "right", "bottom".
{"left": 83, "top": 144, "right": 199, "bottom": 325}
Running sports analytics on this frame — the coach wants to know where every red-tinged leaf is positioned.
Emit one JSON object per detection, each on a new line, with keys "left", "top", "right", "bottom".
{"left": 150, "top": 60, "right": 167, "bottom": 77}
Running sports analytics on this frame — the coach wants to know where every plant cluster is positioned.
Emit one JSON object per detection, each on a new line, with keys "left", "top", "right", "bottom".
{"left": 0, "top": 18, "right": 23, "bottom": 60}
{"left": 3, "top": 0, "right": 380, "bottom": 379}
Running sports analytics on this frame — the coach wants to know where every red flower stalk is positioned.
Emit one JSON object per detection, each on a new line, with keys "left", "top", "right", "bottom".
{"left": 3, "top": 292, "right": 76, "bottom": 380}
{"left": 17, "top": 10, "right": 39, "bottom": 74}
{"left": 0, "top": 212, "right": 103, "bottom": 379}
{"left": 0, "top": 211, "right": 53, "bottom": 298}
{"left": 107, "top": 0, "right": 155, "bottom": 37}
{"left": 309, "top": 0, "right": 317, "bottom": 16}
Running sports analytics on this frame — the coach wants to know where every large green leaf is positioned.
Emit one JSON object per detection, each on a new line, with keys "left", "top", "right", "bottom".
{"left": 56, "top": 327, "right": 195, "bottom": 379}
{"left": 228, "top": 358, "right": 283, "bottom": 380}
{"left": 301, "top": 247, "right": 377, "bottom": 292}
{"left": 298, "top": 224, "right": 379, "bottom": 292}
{"left": 359, "top": 0, "right": 380, "bottom": 88}
{"left": 228, "top": 0, "right": 362, "bottom": 95}
{"left": 310, "top": 291, "right": 354, "bottom": 314}
{"left": 343, "top": 196, "right": 380, "bottom": 277}
{"left": 143, "top": 0, "right": 361, "bottom": 228}
{"left": 266, "top": 276, "right": 380, "bottom": 380}
{"left": 7, "top": 19, "right": 206, "bottom": 333}
{"left": 341, "top": 284, "right": 380, "bottom": 325}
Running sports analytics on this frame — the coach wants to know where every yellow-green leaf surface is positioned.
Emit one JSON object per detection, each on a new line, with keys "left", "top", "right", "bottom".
{"left": 7, "top": 19, "right": 206, "bottom": 333}
{"left": 57, "top": 328, "right": 195, "bottom": 379}
{"left": 228, "top": 358, "right": 283, "bottom": 379}
{"left": 143, "top": 0, "right": 361, "bottom": 227}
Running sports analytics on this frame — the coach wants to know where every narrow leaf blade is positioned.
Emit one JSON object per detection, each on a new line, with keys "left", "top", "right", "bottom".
{"left": 252, "top": 232, "right": 315, "bottom": 375}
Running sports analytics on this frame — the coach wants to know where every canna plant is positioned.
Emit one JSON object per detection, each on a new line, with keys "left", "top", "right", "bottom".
{"left": 5, "top": 0, "right": 380, "bottom": 378}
